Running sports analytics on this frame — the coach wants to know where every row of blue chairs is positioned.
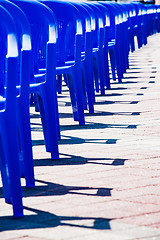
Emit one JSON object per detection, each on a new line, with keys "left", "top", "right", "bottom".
{"left": 0, "top": 0, "right": 159, "bottom": 217}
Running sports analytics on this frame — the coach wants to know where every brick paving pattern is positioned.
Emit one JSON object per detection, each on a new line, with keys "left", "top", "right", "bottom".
{"left": 0, "top": 33, "right": 160, "bottom": 240}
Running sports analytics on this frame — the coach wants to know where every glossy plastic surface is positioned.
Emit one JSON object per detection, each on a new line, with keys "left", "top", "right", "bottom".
{"left": 11, "top": 0, "right": 60, "bottom": 159}
{"left": 0, "top": 4, "right": 23, "bottom": 218}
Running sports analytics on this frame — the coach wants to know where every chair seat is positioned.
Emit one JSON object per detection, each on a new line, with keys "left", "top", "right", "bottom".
{"left": 30, "top": 86, "right": 46, "bottom": 95}
{"left": 29, "top": 74, "right": 46, "bottom": 93}
{"left": 0, "top": 95, "right": 5, "bottom": 102}
{"left": 34, "top": 73, "right": 46, "bottom": 82}
{"left": 56, "top": 60, "right": 80, "bottom": 76}
{"left": 0, "top": 96, "right": 5, "bottom": 111}
{"left": 92, "top": 47, "right": 99, "bottom": 53}
{"left": 56, "top": 64, "right": 74, "bottom": 71}
{"left": 108, "top": 40, "right": 116, "bottom": 47}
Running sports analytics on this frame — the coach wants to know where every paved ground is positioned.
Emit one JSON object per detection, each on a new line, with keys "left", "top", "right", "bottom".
{"left": 0, "top": 33, "right": 160, "bottom": 240}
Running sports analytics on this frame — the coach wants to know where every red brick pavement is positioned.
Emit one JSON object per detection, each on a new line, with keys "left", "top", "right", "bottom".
{"left": 0, "top": 34, "right": 160, "bottom": 239}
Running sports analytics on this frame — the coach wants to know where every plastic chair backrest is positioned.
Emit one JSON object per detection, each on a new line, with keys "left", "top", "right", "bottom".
{"left": 129, "top": 2, "right": 139, "bottom": 31}
{"left": 0, "top": 0, "right": 31, "bottom": 52}
{"left": 69, "top": 2, "right": 92, "bottom": 52}
{"left": 98, "top": 2, "right": 118, "bottom": 42}
{"left": 110, "top": 2, "right": 128, "bottom": 44}
{"left": 0, "top": 4, "right": 18, "bottom": 110}
{"left": 91, "top": 1, "right": 110, "bottom": 28}
{"left": 0, "top": 5, "right": 24, "bottom": 218}
{"left": 145, "top": 4, "right": 157, "bottom": 35}
{"left": 11, "top": 0, "right": 57, "bottom": 78}
{"left": 0, "top": 0, "right": 31, "bottom": 96}
{"left": 91, "top": 1, "right": 111, "bottom": 45}
{"left": 40, "top": 0, "right": 82, "bottom": 65}
{"left": 80, "top": 2, "right": 96, "bottom": 44}
{"left": 82, "top": 2, "right": 105, "bottom": 48}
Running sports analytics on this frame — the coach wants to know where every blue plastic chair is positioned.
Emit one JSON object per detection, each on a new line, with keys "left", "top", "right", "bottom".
{"left": 125, "top": 3, "right": 137, "bottom": 53}
{"left": 118, "top": 3, "right": 130, "bottom": 72}
{"left": 156, "top": 5, "right": 160, "bottom": 33}
{"left": 145, "top": 4, "right": 157, "bottom": 37}
{"left": 69, "top": 1, "right": 95, "bottom": 114}
{"left": 11, "top": 0, "right": 59, "bottom": 159}
{"left": 92, "top": 1, "right": 111, "bottom": 90}
{"left": 131, "top": 2, "right": 144, "bottom": 49}
{"left": 82, "top": 2, "right": 107, "bottom": 95}
{"left": 0, "top": 0, "right": 35, "bottom": 188}
{"left": 136, "top": 3, "right": 148, "bottom": 46}
{"left": 0, "top": 5, "right": 23, "bottom": 217}
{"left": 77, "top": 2, "right": 98, "bottom": 94}
{"left": 54, "top": 1, "right": 94, "bottom": 114}
{"left": 126, "top": 2, "right": 147, "bottom": 52}
{"left": 97, "top": 2, "right": 123, "bottom": 83}
{"left": 140, "top": 4, "right": 148, "bottom": 46}
{"left": 86, "top": 1, "right": 111, "bottom": 92}
{"left": 112, "top": 2, "right": 129, "bottom": 77}
{"left": 40, "top": 0, "right": 85, "bottom": 125}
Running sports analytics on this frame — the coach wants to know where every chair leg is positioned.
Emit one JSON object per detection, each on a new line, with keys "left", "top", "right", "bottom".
{"left": 109, "top": 48, "right": 116, "bottom": 81}
{"left": 34, "top": 94, "right": 40, "bottom": 112}
{"left": 82, "top": 59, "right": 94, "bottom": 113}
{"left": 115, "top": 46, "right": 123, "bottom": 83}
{"left": 72, "top": 67, "right": 85, "bottom": 125}
{"left": 1, "top": 164, "right": 11, "bottom": 204}
{"left": 98, "top": 49, "right": 105, "bottom": 95}
{"left": 18, "top": 98, "right": 35, "bottom": 187}
{"left": 3, "top": 57, "right": 23, "bottom": 218}
{"left": 67, "top": 74, "right": 79, "bottom": 121}
{"left": 4, "top": 116, "right": 23, "bottom": 218}
{"left": 0, "top": 135, "right": 11, "bottom": 204}
{"left": 81, "top": 67, "right": 88, "bottom": 111}
{"left": 103, "top": 46, "right": 111, "bottom": 89}
{"left": 136, "top": 28, "right": 143, "bottom": 49}
{"left": 130, "top": 29, "right": 135, "bottom": 52}
{"left": 30, "top": 93, "right": 34, "bottom": 105}
{"left": 38, "top": 89, "right": 59, "bottom": 159}
{"left": 93, "top": 56, "right": 100, "bottom": 93}
{"left": 57, "top": 74, "right": 62, "bottom": 94}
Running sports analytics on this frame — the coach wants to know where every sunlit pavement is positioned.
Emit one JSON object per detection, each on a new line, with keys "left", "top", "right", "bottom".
{"left": 0, "top": 33, "right": 160, "bottom": 240}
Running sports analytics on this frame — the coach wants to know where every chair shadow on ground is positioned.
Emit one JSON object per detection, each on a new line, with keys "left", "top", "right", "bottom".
{"left": 31, "top": 109, "right": 140, "bottom": 122}
{"left": 57, "top": 109, "right": 140, "bottom": 119}
{"left": 31, "top": 121, "right": 138, "bottom": 137}
{"left": 33, "top": 151, "right": 127, "bottom": 168}
{"left": 32, "top": 120, "right": 138, "bottom": 147}
{"left": 63, "top": 99, "right": 139, "bottom": 107}
{"left": 21, "top": 179, "right": 113, "bottom": 198}
{"left": 0, "top": 178, "right": 113, "bottom": 231}
{"left": 0, "top": 152, "right": 125, "bottom": 231}
{"left": 0, "top": 206, "right": 113, "bottom": 232}
{"left": 13, "top": 70, "right": 139, "bottom": 233}
{"left": 94, "top": 100, "right": 140, "bottom": 105}
{"left": 111, "top": 80, "right": 138, "bottom": 85}
{"left": 30, "top": 81, "right": 140, "bottom": 120}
